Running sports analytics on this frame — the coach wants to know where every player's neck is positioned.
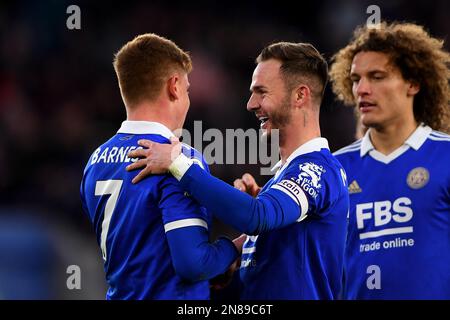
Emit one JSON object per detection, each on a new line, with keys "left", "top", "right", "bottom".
{"left": 126, "top": 103, "right": 177, "bottom": 131}
{"left": 369, "top": 118, "right": 419, "bottom": 155}
{"left": 279, "top": 119, "right": 321, "bottom": 164}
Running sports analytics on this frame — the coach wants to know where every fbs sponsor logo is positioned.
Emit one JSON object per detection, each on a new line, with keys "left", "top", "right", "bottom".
{"left": 348, "top": 180, "right": 362, "bottom": 194}
{"left": 356, "top": 197, "right": 413, "bottom": 240}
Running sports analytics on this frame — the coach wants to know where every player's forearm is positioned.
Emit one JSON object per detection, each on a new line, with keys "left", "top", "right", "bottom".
{"left": 167, "top": 228, "right": 238, "bottom": 282}
{"left": 195, "top": 237, "right": 240, "bottom": 281}
{"left": 182, "top": 164, "right": 259, "bottom": 234}
{"left": 169, "top": 154, "right": 299, "bottom": 234}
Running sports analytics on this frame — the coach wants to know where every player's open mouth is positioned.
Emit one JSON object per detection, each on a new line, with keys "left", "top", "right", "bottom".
{"left": 359, "top": 101, "right": 377, "bottom": 112}
{"left": 259, "top": 116, "right": 269, "bottom": 128}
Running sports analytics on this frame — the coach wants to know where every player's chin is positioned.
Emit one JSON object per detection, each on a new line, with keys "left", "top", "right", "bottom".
{"left": 261, "top": 122, "right": 275, "bottom": 135}
{"left": 360, "top": 115, "right": 381, "bottom": 129}
{"left": 260, "top": 126, "right": 280, "bottom": 144}
{"left": 262, "top": 120, "right": 276, "bottom": 133}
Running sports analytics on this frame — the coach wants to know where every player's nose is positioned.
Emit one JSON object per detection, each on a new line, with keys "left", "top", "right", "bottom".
{"left": 354, "top": 77, "right": 371, "bottom": 97}
{"left": 247, "top": 94, "right": 259, "bottom": 111}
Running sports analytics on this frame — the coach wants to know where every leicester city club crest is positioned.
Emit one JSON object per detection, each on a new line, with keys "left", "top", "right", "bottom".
{"left": 407, "top": 167, "right": 429, "bottom": 189}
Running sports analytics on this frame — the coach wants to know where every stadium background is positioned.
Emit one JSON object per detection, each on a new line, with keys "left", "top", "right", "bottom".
{"left": 0, "top": 0, "right": 448, "bottom": 299}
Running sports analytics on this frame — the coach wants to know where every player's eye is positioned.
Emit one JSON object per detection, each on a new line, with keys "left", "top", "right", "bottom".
{"left": 372, "top": 73, "right": 385, "bottom": 80}
{"left": 259, "top": 89, "right": 268, "bottom": 97}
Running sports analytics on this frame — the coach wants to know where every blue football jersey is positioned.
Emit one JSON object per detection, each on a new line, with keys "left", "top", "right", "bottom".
{"left": 80, "top": 121, "right": 224, "bottom": 300}
{"left": 239, "top": 138, "right": 349, "bottom": 299}
{"left": 334, "top": 124, "right": 450, "bottom": 299}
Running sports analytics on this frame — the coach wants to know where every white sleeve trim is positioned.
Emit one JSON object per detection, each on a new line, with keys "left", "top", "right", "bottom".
{"left": 168, "top": 153, "right": 194, "bottom": 181}
{"left": 164, "top": 218, "right": 208, "bottom": 233}
{"left": 271, "top": 180, "right": 309, "bottom": 222}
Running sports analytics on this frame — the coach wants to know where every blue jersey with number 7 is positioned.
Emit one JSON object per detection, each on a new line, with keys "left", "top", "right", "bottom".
{"left": 80, "top": 121, "right": 237, "bottom": 300}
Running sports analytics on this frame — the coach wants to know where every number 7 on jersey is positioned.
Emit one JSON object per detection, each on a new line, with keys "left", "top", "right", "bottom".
{"left": 95, "top": 180, "right": 123, "bottom": 261}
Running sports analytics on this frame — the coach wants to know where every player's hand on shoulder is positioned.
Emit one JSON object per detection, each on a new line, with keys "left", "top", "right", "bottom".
{"left": 126, "top": 137, "right": 182, "bottom": 183}
{"left": 233, "top": 173, "right": 261, "bottom": 197}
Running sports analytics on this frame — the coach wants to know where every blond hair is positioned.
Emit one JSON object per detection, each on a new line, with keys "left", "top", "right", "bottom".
{"left": 113, "top": 33, "right": 192, "bottom": 107}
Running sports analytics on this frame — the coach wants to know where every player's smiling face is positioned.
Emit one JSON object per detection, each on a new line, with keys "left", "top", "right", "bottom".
{"left": 247, "top": 59, "right": 292, "bottom": 137}
{"left": 350, "top": 51, "right": 419, "bottom": 130}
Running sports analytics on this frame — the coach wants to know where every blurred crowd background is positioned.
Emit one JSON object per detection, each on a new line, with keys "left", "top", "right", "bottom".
{"left": 0, "top": 0, "right": 448, "bottom": 299}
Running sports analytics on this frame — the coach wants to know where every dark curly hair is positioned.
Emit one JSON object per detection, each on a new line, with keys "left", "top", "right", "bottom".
{"left": 329, "top": 22, "right": 450, "bottom": 133}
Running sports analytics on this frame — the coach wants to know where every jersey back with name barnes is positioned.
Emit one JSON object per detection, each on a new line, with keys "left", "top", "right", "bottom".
{"left": 334, "top": 125, "right": 450, "bottom": 299}
{"left": 240, "top": 140, "right": 348, "bottom": 299}
{"left": 80, "top": 124, "right": 211, "bottom": 300}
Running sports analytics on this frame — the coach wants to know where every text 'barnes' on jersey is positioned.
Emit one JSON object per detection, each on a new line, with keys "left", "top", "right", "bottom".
{"left": 80, "top": 121, "right": 237, "bottom": 300}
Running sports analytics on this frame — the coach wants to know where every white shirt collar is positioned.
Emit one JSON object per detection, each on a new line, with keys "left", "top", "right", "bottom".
{"left": 117, "top": 121, "right": 175, "bottom": 139}
{"left": 360, "top": 123, "right": 432, "bottom": 157}
{"left": 271, "top": 137, "right": 330, "bottom": 174}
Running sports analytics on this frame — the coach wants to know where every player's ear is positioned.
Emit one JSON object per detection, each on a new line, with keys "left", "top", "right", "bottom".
{"left": 407, "top": 81, "right": 420, "bottom": 97}
{"left": 293, "top": 84, "right": 310, "bottom": 108}
{"left": 167, "top": 74, "right": 180, "bottom": 101}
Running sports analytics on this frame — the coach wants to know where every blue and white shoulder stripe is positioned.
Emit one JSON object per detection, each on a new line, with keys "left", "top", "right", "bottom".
{"left": 333, "top": 139, "right": 362, "bottom": 156}
{"left": 429, "top": 130, "right": 450, "bottom": 142}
